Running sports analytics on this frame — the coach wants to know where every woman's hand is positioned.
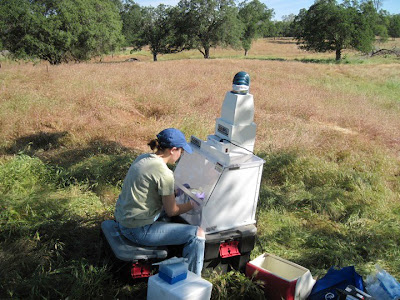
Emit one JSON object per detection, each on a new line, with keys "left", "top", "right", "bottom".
{"left": 189, "top": 191, "right": 205, "bottom": 212}
{"left": 162, "top": 194, "right": 193, "bottom": 217}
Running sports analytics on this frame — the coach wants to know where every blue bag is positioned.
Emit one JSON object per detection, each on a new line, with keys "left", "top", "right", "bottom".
{"left": 307, "top": 266, "right": 364, "bottom": 300}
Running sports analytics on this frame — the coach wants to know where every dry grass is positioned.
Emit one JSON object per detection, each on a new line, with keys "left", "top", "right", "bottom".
{"left": 108, "top": 38, "right": 353, "bottom": 61}
{"left": 240, "top": 37, "right": 338, "bottom": 59}
{"left": 1, "top": 38, "right": 400, "bottom": 298}
{"left": 0, "top": 38, "right": 399, "bottom": 158}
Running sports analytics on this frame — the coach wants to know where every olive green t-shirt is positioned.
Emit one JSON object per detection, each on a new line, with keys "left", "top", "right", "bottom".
{"left": 114, "top": 153, "right": 174, "bottom": 228}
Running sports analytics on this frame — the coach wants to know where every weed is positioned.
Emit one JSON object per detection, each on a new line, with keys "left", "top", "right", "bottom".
{"left": 208, "top": 270, "right": 265, "bottom": 300}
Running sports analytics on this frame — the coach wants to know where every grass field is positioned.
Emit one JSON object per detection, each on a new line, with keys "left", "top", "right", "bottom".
{"left": 1, "top": 38, "right": 400, "bottom": 299}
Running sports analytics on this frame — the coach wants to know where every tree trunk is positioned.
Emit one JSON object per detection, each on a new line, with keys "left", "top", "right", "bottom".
{"left": 153, "top": 52, "right": 158, "bottom": 61}
{"left": 244, "top": 49, "right": 248, "bottom": 56}
{"left": 335, "top": 48, "right": 341, "bottom": 61}
{"left": 203, "top": 47, "right": 210, "bottom": 59}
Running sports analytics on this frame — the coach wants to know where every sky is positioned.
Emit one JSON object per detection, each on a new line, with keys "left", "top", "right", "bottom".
{"left": 134, "top": 0, "right": 400, "bottom": 21}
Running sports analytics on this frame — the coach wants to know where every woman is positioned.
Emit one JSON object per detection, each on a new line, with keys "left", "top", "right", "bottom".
{"left": 114, "top": 128, "right": 205, "bottom": 275}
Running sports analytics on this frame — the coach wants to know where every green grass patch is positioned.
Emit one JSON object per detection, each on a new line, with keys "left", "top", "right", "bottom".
{"left": 1, "top": 143, "right": 400, "bottom": 298}
{"left": 306, "top": 66, "right": 400, "bottom": 105}
{"left": 208, "top": 270, "right": 265, "bottom": 300}
{"left": 255, "top": 150, "right": 400, "bottom": 277}
{"left": 0, "top": 154, "right": 114, "bottom": 298}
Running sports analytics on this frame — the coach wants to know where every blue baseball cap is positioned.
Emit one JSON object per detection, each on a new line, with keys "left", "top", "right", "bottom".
{"left": 157, "top": 128, "right": 193, "bottom": 154}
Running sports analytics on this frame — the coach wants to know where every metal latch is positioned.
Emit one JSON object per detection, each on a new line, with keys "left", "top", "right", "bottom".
{"left": 219, "top": 241, "right": 241, "bottom": 258}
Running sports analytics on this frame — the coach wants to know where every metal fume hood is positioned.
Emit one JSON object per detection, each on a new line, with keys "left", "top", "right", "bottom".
{"left": 174, "top": 72, "right": 265, "bottom": 234}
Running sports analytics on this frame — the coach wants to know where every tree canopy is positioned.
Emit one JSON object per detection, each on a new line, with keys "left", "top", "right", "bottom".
{"left": 238, "top": 0, "right": 274, "bottom": 56}
{"left": 176, "top": 0, "right": 242, "bottom": 58}
{"left": 1, "top": 0, "right": 398, "bottom": 63}
{"left": 293, "top": 0, "right": 377, "bottom": 60}
{"left": 141, "top": 5, "right": 189, "bottom": 61}
{"left": 388, "top": 14, "right": 400, "bottom": 38}
{"left": 0, "top": 0, "right": 124, "bottom": 64}
{"left": 120, "top": 0, "right": 144, "bottom": 48}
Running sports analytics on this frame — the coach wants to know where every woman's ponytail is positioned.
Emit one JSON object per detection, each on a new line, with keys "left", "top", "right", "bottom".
{"left": 148, "top": 139, "right": 167, "bottom": 152}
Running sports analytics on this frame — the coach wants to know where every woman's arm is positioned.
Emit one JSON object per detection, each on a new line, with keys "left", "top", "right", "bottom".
{"left": 162, "top": 194, "right": 193, "bottom": 217}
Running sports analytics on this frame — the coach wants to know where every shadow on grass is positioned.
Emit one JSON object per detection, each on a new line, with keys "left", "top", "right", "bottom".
{"left": 0, "top": 214, "right": 146, "bottom": 298}
{"left": 0, "top": 131, "right": 146, "bottom": 299}
{"left": 0, "top": 194, "right": 115, "bottom": 298}
{"left": 267, "top": 39, "right": 297, "bottom": 45}
{"left": 3, "top": 131, "right": 137, "bottom": 168}
{"left": 294, "top": 58, "right": 345, "bottom": 64}
{"left": 245, "top": 57, "right": 287, "bottom": 62}
{"left": 5, "top": 131, "right": 69, "bottom": 153}
{"left": 244, "top": 56, "right": 353, "bottom": 64}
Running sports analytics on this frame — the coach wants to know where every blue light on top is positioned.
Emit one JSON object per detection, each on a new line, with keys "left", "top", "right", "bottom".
{"left": 232, "top": 71, "right": 250, "bottom": 94}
